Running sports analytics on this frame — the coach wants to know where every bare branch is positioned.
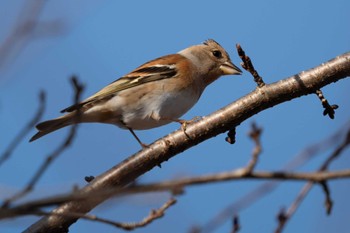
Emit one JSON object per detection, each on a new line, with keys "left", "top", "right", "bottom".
{"left": 64, "top": 198, "right": 176, "bottom": 230}
{"left": 0, "top": 91, "right": 45, "bottom": 167}
{"left": 274, "top": 182, "right": 312, "bottom": 233}
{"left": 90, "top": 197, "right": 176, "bottom": 230}
{"left": 5, "top": 198, "right": 176, "bottom": 231}
{"left": 195, "top": 121, "right": 350, "bottom": 233}
{"left": 2, "top": 169, "right": 350, "bottom": 220}
{"left": 0, "top": 0, "right": 65, "bottom": 71}
{"left": 244, "top": 122, "right": 262, "bottom": 174}
{"left": 236, "top": 44, "right": 265, "bottom": 87}
{"left": 321, "top": 128, "right": 350, "bottom": 171}
{"left": 274, "top": 127, "right": 350, "bottom": 233}
{"left": 122, "top": 170, "right": 350, "bottom": 192}
{"left": 24, "top": 52, "right": 350, "bottom": 233}
{"left": 2, "top": 77, "right": 84, "bottom": 207}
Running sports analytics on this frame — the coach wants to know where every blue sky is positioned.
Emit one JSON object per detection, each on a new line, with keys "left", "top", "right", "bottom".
{"left": 0, "top": 1, "right": 350, "bottom": 232}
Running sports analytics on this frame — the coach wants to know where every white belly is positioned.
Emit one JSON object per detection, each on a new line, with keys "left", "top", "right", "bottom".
{"left": 119, "top": 87, "right": 200, "bottom": 129}
{"left": 86, "top": 84, "right": 202, "bottom": 130}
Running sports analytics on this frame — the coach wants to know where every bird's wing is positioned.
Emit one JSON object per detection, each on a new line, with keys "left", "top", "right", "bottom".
{"left": 61, "top": 55, "right": 180, "bottom": 113}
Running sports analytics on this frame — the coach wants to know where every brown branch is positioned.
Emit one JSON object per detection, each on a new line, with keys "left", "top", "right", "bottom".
{"left": 90, "top": 197, "right": 176, "bottom": 230}
{"left": 274, "top": 183, "right": 313, "bottom": 233}
{"left": 0, "top": 91, "right": 46, "bottom": 167}
{"left": 43, "top": 198, "right": 176, "bottom": 231}
{"left": 274, "top": 127, "right": 350, "bottom": 233}
{"left": 199, "top": 121, "right": 350, "bottom": 233}
{"left": 119, "top": 170, "right": 350, "bottom": 192}
{"left": 2, "top": 169, "right": 350, "bottom": 220}
{"left": 2, "top": 77, "right": 84, "bottom": 207}
{"left": 236, "top": 44, "right": 265, "bottom": 87}
{"left": 0, "top": 0, "right": 65, "bottom": 71}
{"left": 321, "top": 128, "right": 350, "bottom": 171}
{"left": 23, "top": 52, "right": 350, "bottom": 233}
{"left": 244, "top": 123, "right": 263, "bottom": 174}
{"left": 3, "top": 198, "right": 176, "bottom": 231}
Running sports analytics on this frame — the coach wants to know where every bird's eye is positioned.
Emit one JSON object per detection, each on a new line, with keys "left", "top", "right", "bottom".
{"left": 212, "top": 50, "right": 222, "bottom": 58}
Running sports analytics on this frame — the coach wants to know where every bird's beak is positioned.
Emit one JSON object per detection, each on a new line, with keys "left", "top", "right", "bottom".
{"left": 220, "top": 61, "right": 242, "bottom": 75}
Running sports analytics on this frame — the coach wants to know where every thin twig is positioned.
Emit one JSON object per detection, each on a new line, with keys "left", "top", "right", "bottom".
{"left": 321, "top": 128, "right": 350, "bottom": 171}
{"left": 274, "top": 128, "right": 350, "bottom": 233}
{"left": 1, "top": 77, "right": 84, "bottom": 207}
{"left": 274, "top": 183, "right": 313, "bottom": 233}
{"left": 319, "top": 181, "right": 333, "bottom": 215}
{"left": 244, "top": 123, "right": 262, "bottom": 174}
{"left": 102, "top": 197, "right": 176, "bottom": 230}
{"left": 0, "top": 91, "right": 46, "bottom": 167}
{"left": 20, "top": 198, "right": 176, "bottom": 231}
{"left": 236, "top": 44, "right": 265, "bottom": 87}
{"left": 0, "top": 0, "right": 65, "bottom": 71}
{"left": 2, "top": 169, "right": 350, "bottom": 219}
{"left": 199, "top": 121, "right": 350, "bottom": 233}
{"left": 123, "top": 170, "right": 350, "bottom": 192}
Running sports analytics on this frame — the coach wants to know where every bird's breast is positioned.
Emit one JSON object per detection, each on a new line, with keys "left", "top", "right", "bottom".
{"left": 120, "top": 85, "right": 201, "bottom": 130}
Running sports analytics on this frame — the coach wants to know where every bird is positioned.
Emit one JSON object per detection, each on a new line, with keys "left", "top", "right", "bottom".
{"left": 30, "top": 39, "right": 242, "bottom": 147}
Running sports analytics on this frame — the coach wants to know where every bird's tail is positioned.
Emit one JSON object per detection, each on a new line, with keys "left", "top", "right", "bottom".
{"left": 30, "top": 113, "right": 75, "bottom": 142}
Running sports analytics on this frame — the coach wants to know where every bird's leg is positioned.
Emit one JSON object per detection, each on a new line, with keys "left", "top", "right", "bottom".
{"left": 171, "top": 117, "right": 202, "bottom": 131}
{"left": 171, "top": 118, "right": 190, "bottom": 131}
{"left": 151, "top": 112, "right": 201, "bottom": 137}
{"left": 127, "top": 127, "right": 149, "bottom": 148}
{"left": 158, "top": 117, "right": 201, "bottom": 139}
{"left": 120, "top": 120, "right": 148, "bottom": 148}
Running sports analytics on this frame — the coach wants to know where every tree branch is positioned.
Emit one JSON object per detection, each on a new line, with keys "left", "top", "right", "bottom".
{"left": 0, "top": 0, "right": 65, "bottom": 71}
{"left": 24, "top": 52, "right": 350, "bottom": 233}
{"left": 1, "top": 77, "right": 84, "bottom": 207}
{"left": 0, "top": 91, "right": 45, "bottom": 167}
{"left": 199, "top": 121, "right": 350, "bottom": 233}
{"left": 1, "top": 169, "right": 350, "bottom": 220}
{"left": 243, "top": 122, "right": 262, "bottom": 174}
{"left": 28, "top": 198, "right": 176, "bottom": 231}
{"left": 274, "top": 128, "right": 350, "bottom": 233}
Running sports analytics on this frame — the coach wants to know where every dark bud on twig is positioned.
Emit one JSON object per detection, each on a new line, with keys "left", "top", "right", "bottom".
{"left": 315, "top": 89, "right": 338, "bottom": 119}
{"left": 320, "top": 181, "right": 333, "bottom": 215}
{"left": 85, "top": 176, "right": 95, "bottom": 183}
{"left": 277, "top": 207, "right": 287, "bottom": 224}
{"left": 249, "top": 122, "right": 262, "bottom": 141}
{"left": 231, "top": 215, "right": 241, "bottom": 233}
{"left": 226, "top": 127, "right": 236, "bottom": 144}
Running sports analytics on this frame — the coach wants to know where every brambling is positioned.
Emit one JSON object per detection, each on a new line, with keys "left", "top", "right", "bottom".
{"left": 30, "top": 39, "right": 242, "bottom": 147}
